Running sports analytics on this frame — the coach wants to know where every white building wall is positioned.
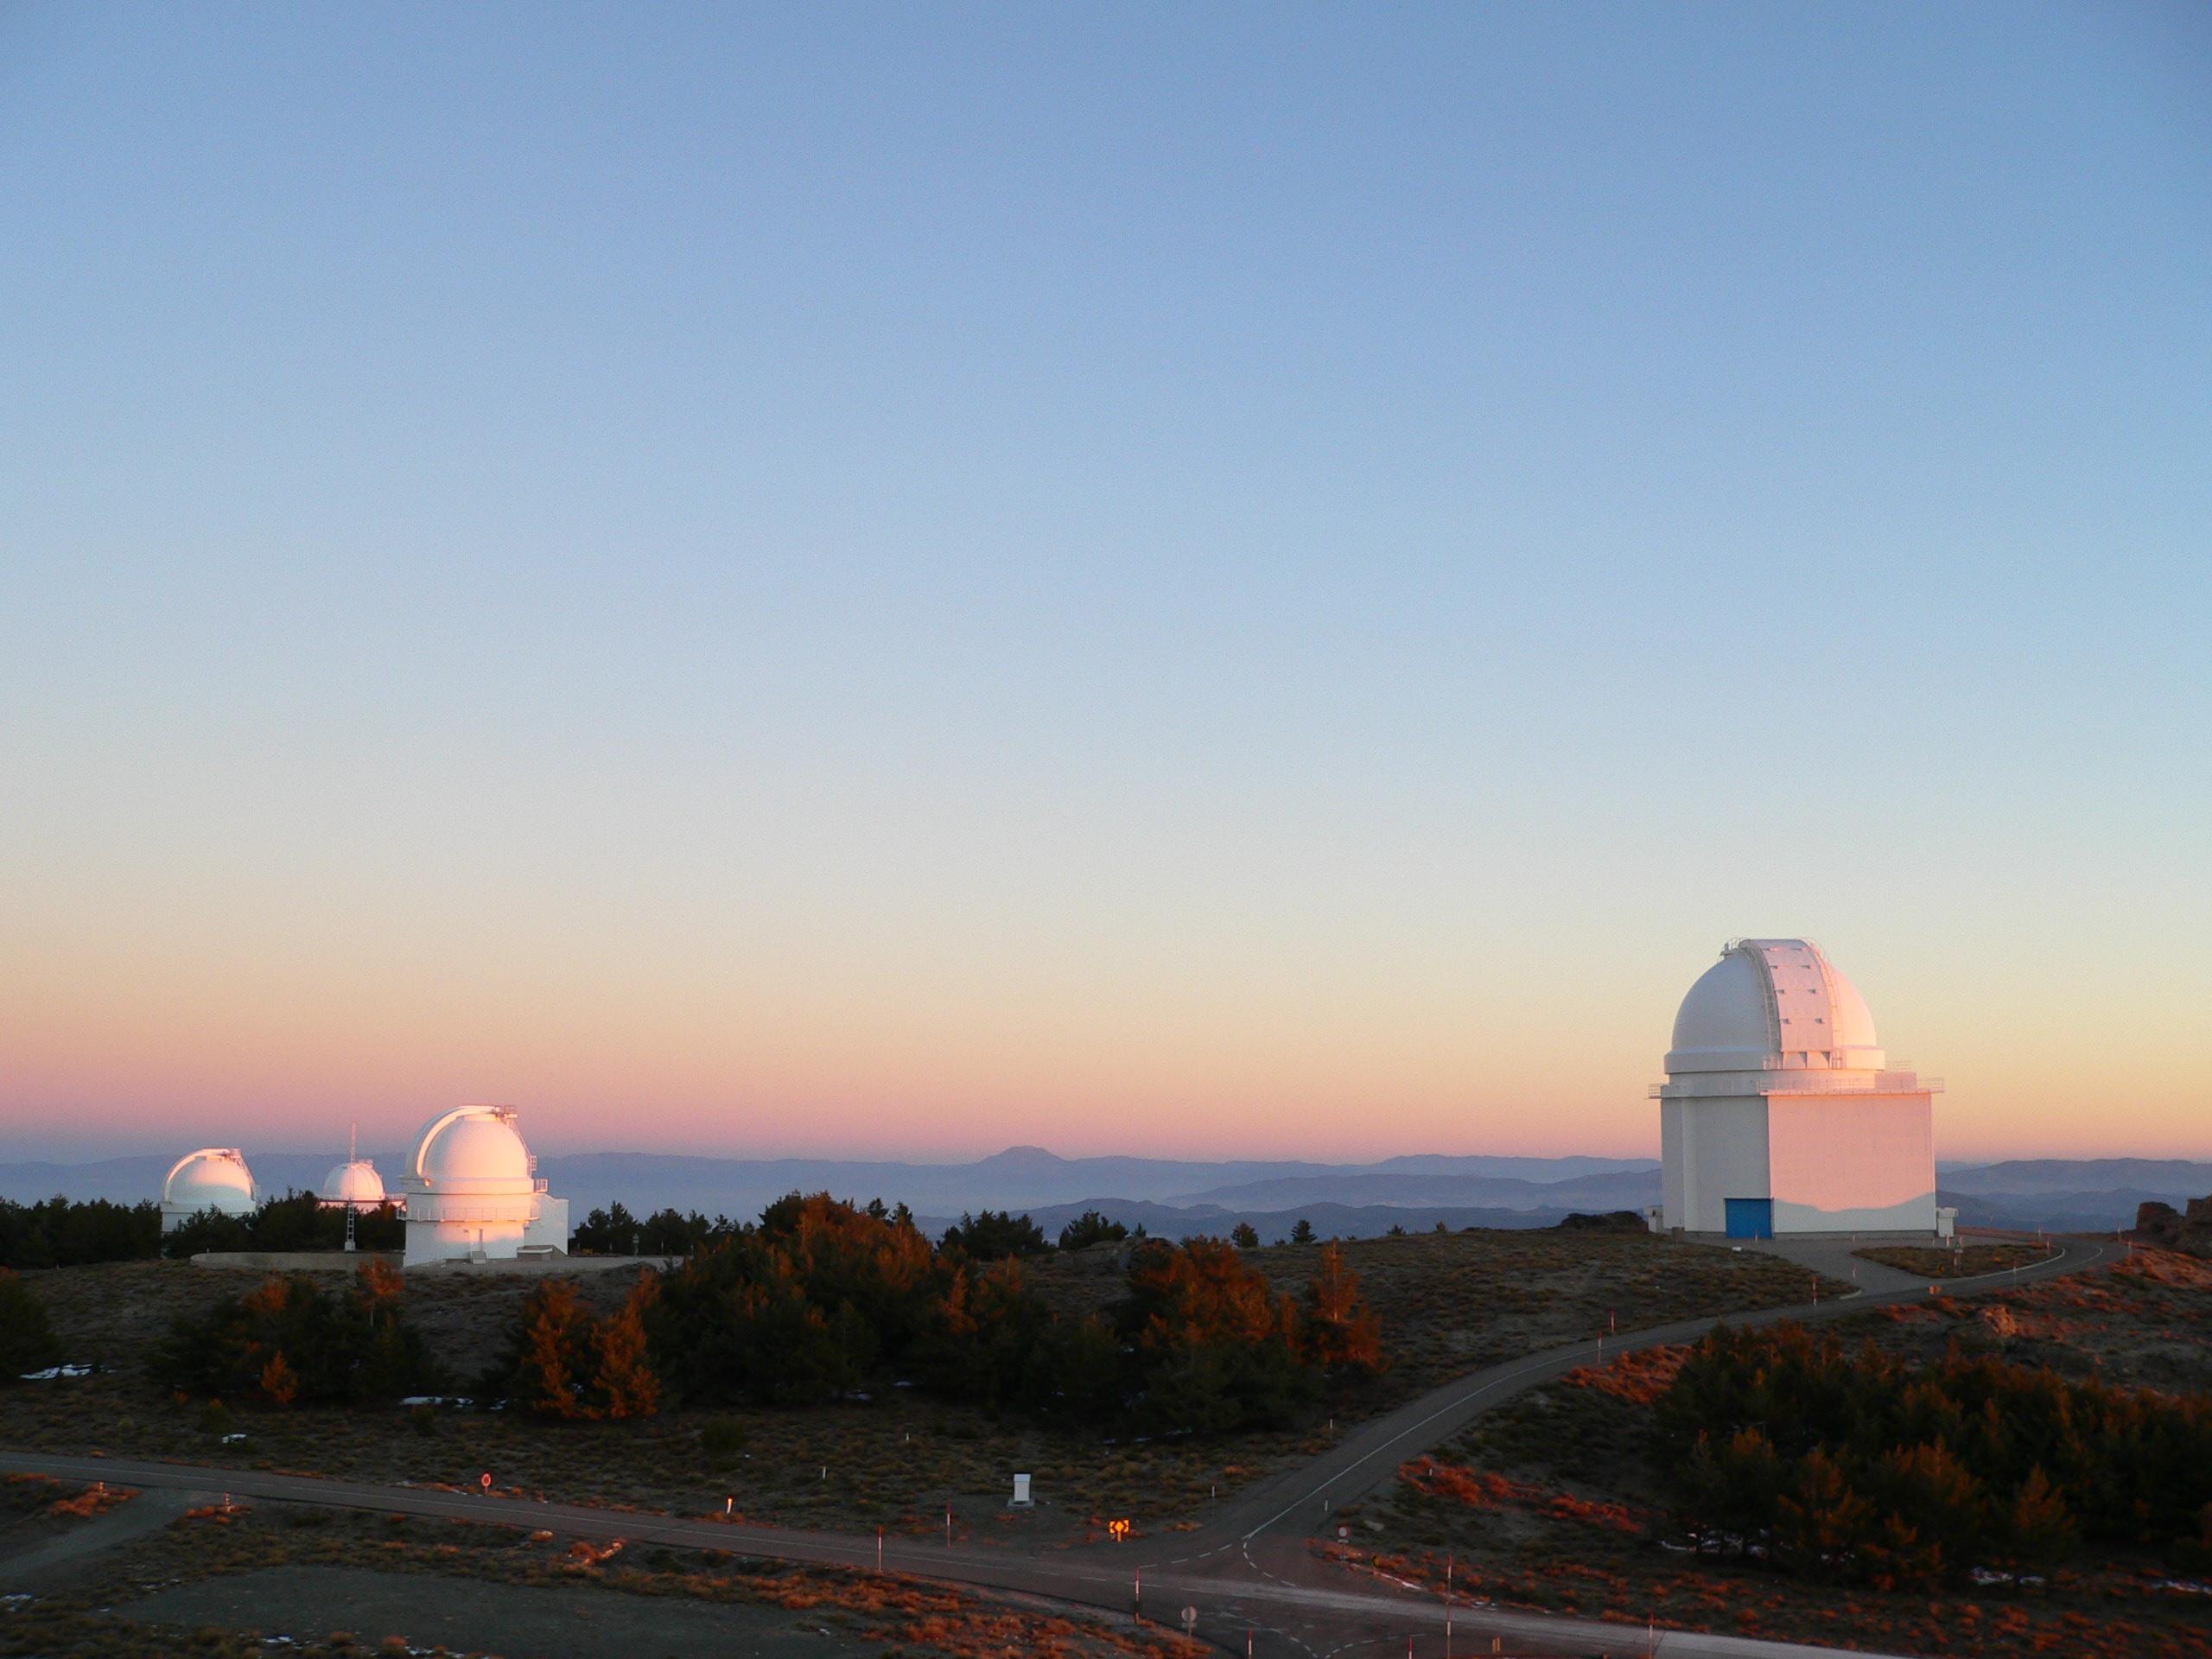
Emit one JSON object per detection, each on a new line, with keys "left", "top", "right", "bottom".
{"left": 1767, "top": 1091, "right": 1936, "bottom": 1233}
{"left": 1660, "top": 1099, "right": 1686, "bottom": 1228}
{"left": 524, "top": 1197, "right": 569, "bottom": 1253}
{"left": 402, "top": 1193, "right": 572, "bottom": 1266}
{"left": 404, "top": 1213, "right": 531, "bottom": 1266}
{"left": 1671, "top": 1096, "right": 1770, "bottom": 1234}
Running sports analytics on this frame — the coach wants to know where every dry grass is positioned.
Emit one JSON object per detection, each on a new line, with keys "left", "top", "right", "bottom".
{"left": 3, "top": 1235, "right": 1834, "bottom": 1538}
{"left": 0, "top": 1605, "right": 289, "bottom": 1658}
{"left": 1854, "top": 1243, "right": 2050, "bottom": 1280}
{"left": 1343, "top": 1249, "right": 2212, "bottom": 1658}
{"left": 1234, "top": 1227, "right": 1843, "bottom": 1407}
{"left": 53, "top": 1498, "right": 1204, "bottom": 1659}
{"left": 0, "top": 1366, "right": 1320, "bottom": 1541}
{"left": 1331, "top": 1537, "right": 2212, "bottom": 1659}
{"left": 1862, "top": 1246, "right": 2212, "bottom": 1395}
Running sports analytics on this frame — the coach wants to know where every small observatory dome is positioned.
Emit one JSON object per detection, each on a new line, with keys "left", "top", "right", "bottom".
{"left": 1665, "top": 938, "right": 1885, "bottom": 1076}
{"left": 321, "top": 1159, "right": 386, "bottom": 1209}
{"left": 161, "top": 1148, "right": 257, "bottom": 1230}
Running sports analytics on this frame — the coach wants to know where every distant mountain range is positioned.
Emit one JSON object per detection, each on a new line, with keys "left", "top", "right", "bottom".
{"left": 1937, "top": 1159, "right": 2212, "bottom": 1197}
{"left": 0, "top": 1145, "right": 1656, "bottom": 1223}
{"left": 1163, "top": 1167, "right": 1662, "bottom": 1212}
{"left": 913, "top": 1200, "right": 1598, "bottom": 1243}
{"left": 1934, "top": 1160, "right": 2212, "bottom": 1234}
{"left": 0, "top": 1147, "right": 2202, "bottom": 1237}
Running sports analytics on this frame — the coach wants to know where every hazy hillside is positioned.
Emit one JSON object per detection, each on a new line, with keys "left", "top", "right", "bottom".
{"left": 1166, "top": 1167, "right": 1660, "bottom": 1211}
{"left": 1938, "top": 1187, "right": 2197, "bottom": 1233}
{"left": 1938, "top": 1159, "right": 2212, "bottom": 1197}
{"left": 4, "top": 1147, "right": 2196, "bottom": 1237}
{"left": 0, "top": 1144, "right": 1654, "bottom": 1223}
{"left": 912, "top": 1199, "right": 1592, "bottom": 1243}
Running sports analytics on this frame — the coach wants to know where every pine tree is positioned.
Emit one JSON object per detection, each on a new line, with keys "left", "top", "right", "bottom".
{"left": 514, "top": 1279, "right": 591, "bottom": 1418}
{"left": 0, "top": 1269, "right": 60, "bottom": 1377}
{"left": 592, "top": 1274, "right": 661, "bottom": 1420}
{"left": 510, "top": 1274, "right": 663, "bottom": 1420}
{"left": 1300, "top": 1243, "right": 1383, "bottom": 1375}
{"left": 259, "top": 1351, "right": 300, "bottom": 1408}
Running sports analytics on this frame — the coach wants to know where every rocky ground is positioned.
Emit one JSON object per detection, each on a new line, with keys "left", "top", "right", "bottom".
{"left": 1340, "top": 1245, "right": 2212, "bottom": 1658}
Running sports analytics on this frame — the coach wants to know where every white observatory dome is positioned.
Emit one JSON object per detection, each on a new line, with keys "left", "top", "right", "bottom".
{"left": 162, "top": 1148, "right": 257, "bottom": 1219}
{"left": 410, "top": 1106, "right": 534, "bottom": 1191}
{"left": 321, "top": 1159, "right": 386, "bottom": 1209}
{"left": 1666, "top": 938, "right": 1885, "bottom": 1076}
{"left": 397, "top": 1104, "right": 569, "bottom": 1267}
{"left": 1656, "top": 938, "right": 1936, "bottom": 1238}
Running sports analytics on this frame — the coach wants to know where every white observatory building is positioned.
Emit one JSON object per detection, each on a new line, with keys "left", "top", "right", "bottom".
{"left": 1656, "top": 939, "right": 1938, "bottom": 1238}
{"left": 397, "top": 1105, "right": 569, "bottom": 1267}
{"left": 160, "top": 1148, "right": 258, "bottom": 1231}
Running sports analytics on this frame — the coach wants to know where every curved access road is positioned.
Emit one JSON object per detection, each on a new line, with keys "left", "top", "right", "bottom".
{"left": 0, "top": 1235, "right": 2119, "bottom": 1659}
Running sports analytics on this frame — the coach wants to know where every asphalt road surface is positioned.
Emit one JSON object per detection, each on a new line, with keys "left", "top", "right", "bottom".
{"left": 0, "top": 1235, "right": 2118, "bottom": 1659}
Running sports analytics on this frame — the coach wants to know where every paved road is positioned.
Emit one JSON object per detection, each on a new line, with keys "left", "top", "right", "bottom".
{"left": 0, "top": 1482, "right": 215, "bottom": 1586}
{"left": 1, "top": 1235, "right": 2117, "bottom": 1659}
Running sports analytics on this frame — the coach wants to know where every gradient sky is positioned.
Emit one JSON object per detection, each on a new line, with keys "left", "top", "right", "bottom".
{"left": 3, "top": 4, "right": 2208, "bottom": 1165}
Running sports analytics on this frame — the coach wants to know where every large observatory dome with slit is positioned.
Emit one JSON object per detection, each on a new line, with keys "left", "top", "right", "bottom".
{"left": 1655, "top": 939, "right": 1938, "bottom": 1239}
{"left": 160, "top": 1148, "right": 257, "bottom": 1230}
{"left": 397, "top": 1105, "right": 569, "bottom": 1267}
{"left": 1667, "top": 938, "right": 1885, "bottom": 1076}
{"left": 412, "top": 1108, "right": 533, "bottom": 1190}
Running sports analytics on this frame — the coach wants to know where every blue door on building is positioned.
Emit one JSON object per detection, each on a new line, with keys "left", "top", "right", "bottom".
{"left": 1725, "top": 1198, "right": 1774, "bottom": 1239}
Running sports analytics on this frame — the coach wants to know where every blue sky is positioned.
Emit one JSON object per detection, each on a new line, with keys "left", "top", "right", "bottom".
{"left": 2, "top": 4, "right": 2207, "bottom": 1161}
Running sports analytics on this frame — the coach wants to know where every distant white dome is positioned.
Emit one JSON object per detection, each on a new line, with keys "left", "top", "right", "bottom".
{"left": 321, "top": 1159, "right": 386, "bottom": 1208}
{"left": 162, "top": 1148, "right": 257, "bottom": 1217}
{"left": 408, "top": 1105, "right": 534, "bottom": 1192}
{"left": 1665, "top": 938, "right": 1886, "bottom": 1075}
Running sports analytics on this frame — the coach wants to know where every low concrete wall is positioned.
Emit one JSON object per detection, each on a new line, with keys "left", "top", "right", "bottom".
{"left": 192, "top": 1250, "right": 676, "bottom": 1275}
{"left": 190, "top": 1251, "right": 404, "bottom": 1272}
{"left": 405, "top": 1255, "right": 676, "bottom": 1276}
